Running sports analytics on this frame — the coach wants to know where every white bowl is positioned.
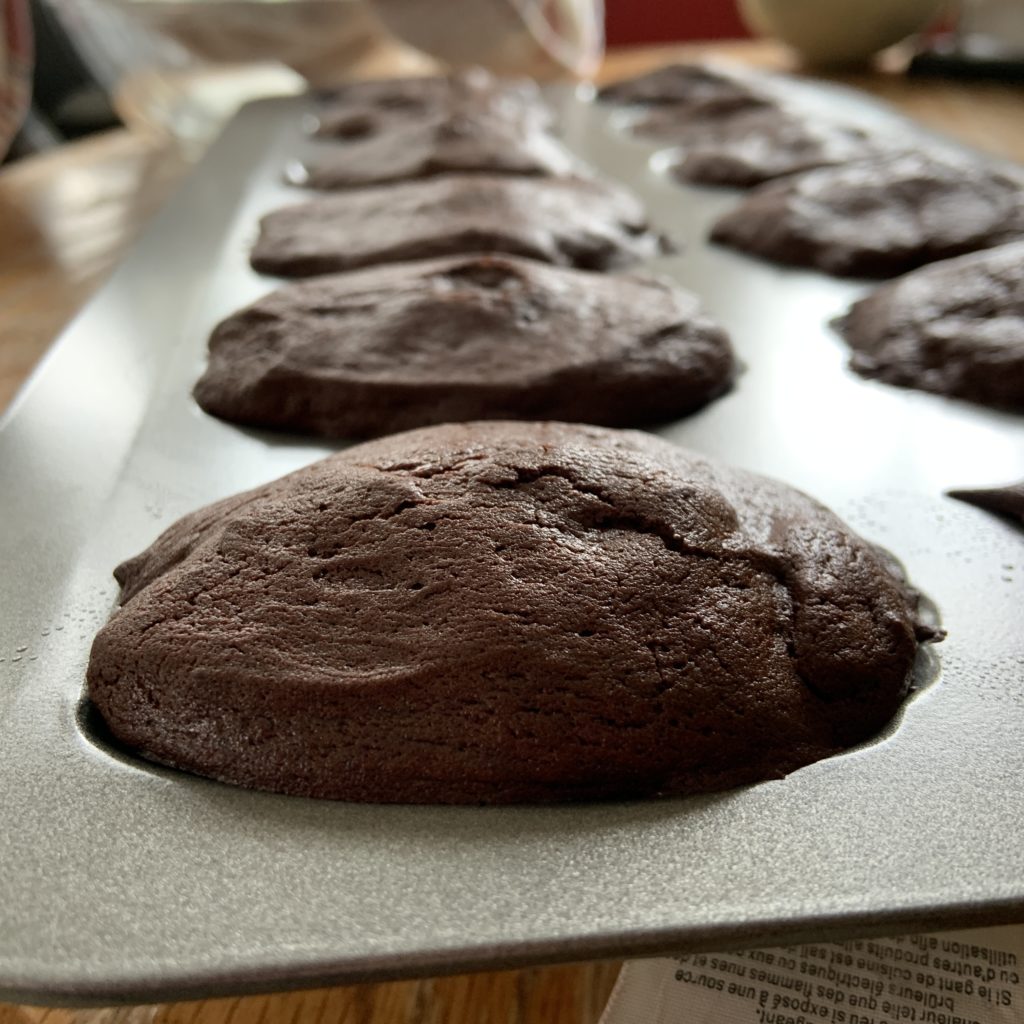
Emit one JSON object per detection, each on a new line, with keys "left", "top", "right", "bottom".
{"left": 738, "top": 0, "right": 947, "bottom": 67}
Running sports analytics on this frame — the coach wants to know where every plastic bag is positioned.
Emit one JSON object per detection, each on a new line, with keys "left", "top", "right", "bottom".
{"left": 116, "top": 0, "right": 603, "bottom": 86}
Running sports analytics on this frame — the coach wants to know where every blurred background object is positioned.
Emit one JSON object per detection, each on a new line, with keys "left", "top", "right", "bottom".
{"left": 911, "top": 0, "right": 1024, "bottom": 77}
{"left": 736, "top": 0, "right": 949, "bottom": 67}
{"left": 124, "top": 0, "right": 426, "bottom": 85}
{"left": 371, "top": 0, "right": 603, "bottom": 78}
{"left": 8, "top": 0, "right": 602, "bottom": 161}
{"left": 959, "top": 0, "right": 1024, "bottom": 51}
{"left": 0, "top": 0, "right": 33, "bottom": 159}
{"left": 128, "top": 0, "right": 605, "bottom": 84}
{"left": 604, "top": 1, "right": 750, "bottom": 46}
{"left": 11, "top": 0, "right": 1024, "bottom": 165}
{"left": 113, "top": 0, "right": 606, "bottom": 88}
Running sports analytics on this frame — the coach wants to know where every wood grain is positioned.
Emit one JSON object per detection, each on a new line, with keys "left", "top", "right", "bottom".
{"left": 0, "top": 129, "right": 187, "bottom": 412}
{"left": 0, "top": 962, "right": 621, "bottom": 1024}
{"left": 1, "top": 37, "right": 1022, "bottom": 1022}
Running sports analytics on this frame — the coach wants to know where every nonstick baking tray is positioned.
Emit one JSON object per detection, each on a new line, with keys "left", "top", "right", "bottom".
{"left": 2, "top": 76, "right": 1023, "bottom": 1006}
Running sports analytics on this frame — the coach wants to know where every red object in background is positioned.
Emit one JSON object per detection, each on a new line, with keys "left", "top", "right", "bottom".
{"left": 604, "top": 0, "right": 751, "bottom": 46}
{"left": 1, "top": 0, "right": 33, "bottom": 158}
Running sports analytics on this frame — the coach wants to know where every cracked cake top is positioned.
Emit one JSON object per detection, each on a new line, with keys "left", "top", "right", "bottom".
{"left": 193, "top": 255, "right": 735, "bottom": 438}
{"left": 87, "top": 422, "right": 937, "bottom": 804}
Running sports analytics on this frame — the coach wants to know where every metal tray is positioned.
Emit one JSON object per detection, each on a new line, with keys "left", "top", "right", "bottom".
{"left": 2, "top": 79, "right": 1023, "bottom": 1007}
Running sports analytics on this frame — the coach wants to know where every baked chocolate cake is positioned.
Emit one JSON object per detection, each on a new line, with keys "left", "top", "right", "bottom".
{"left": 599, "top": 62, "right": 771, "bottom": 117}
{"left": 834, "top": 241, "right": 1024, "bottom": 410}
{"left": 314, "top": 69, "right": 551, "bottom": 140}
{"left": 638, "top": 106, "right": 878, "bottom": 188}
{"left": 300, "top": 111, "right": 579, "bottom": 190}
{"left": 194, "top": 255, "right": 735, "bottom": 437}
{"left": 87, "top": 422, "right": 937, "bottom": 804}
{"left": 948, "top": 483, "right": 1024, "bottom": 524}
{"left": 251, "top": 174, "right": 672, "bottom": 277}
{"left": 711, "top": 152, "right": 1024, "bottom": 277}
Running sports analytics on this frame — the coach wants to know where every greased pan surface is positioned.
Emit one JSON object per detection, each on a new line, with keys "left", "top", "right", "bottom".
{"left": 0, "top": 85, "right": 1022, "bottom": 1005}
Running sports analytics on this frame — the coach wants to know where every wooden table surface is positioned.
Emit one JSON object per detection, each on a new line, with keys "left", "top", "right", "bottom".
{"left": 1, "top": 38, "right": 1022, "bottom": 1024}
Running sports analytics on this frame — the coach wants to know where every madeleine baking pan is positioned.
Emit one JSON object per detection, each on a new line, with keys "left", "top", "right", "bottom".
{"left": 1, "top": 79, "right": 1022, "bottom": 1005}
